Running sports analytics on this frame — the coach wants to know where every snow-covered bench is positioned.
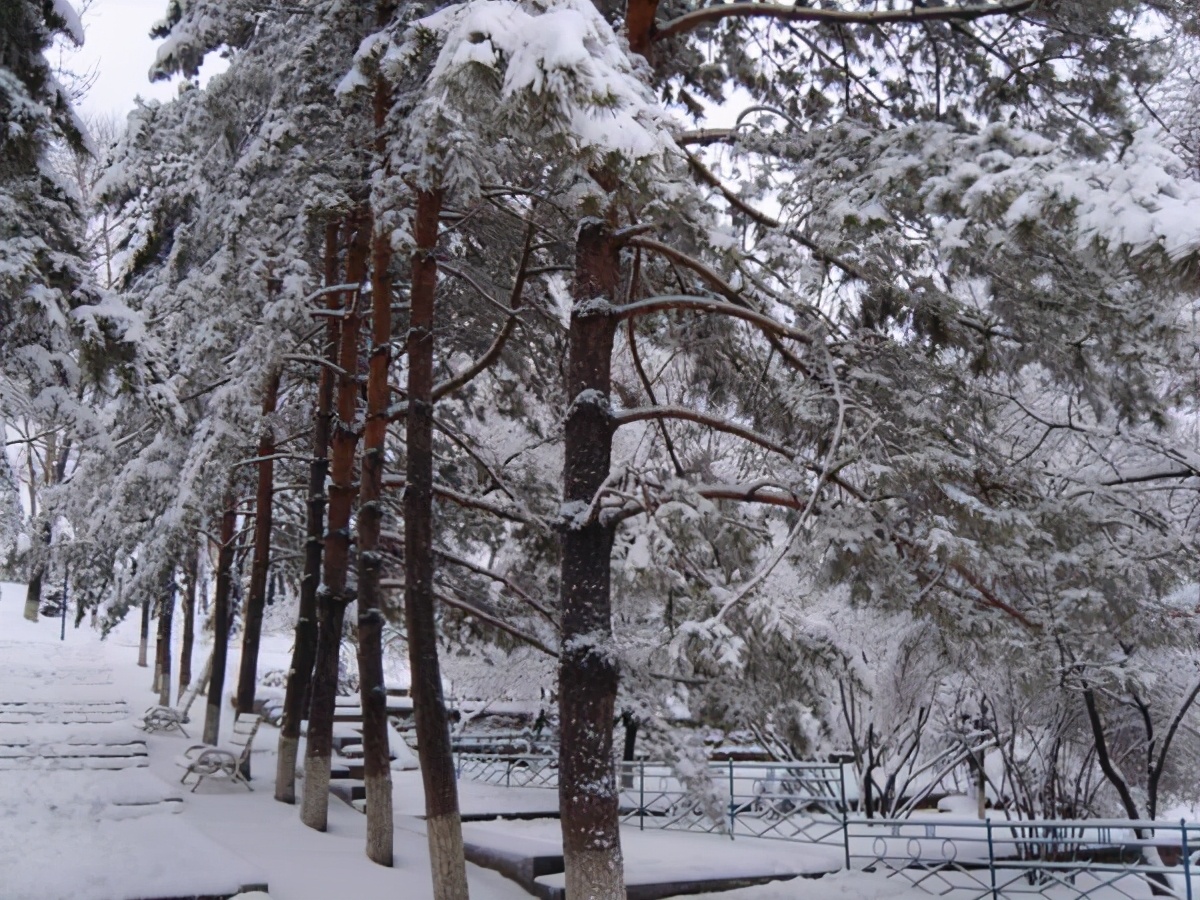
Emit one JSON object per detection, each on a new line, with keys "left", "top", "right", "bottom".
{"left": 139, "top": 655, "right": 212, "bottom": 738}
{"left": 178, "top": 714, "right": 261, "bottom": 792}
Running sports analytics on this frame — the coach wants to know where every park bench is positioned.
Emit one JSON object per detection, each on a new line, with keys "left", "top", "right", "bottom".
{"left": 139, "top": 654, "right": 212, "bottom": 738}
{"left": 178, "top": 713, "right": 261, "bottom": 792}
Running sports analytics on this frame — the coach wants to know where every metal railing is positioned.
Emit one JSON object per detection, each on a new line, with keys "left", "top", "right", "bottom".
{"left": 618, "top": 759, "right": 849, "bottom": 855}
{"left": 454, "top": 751, "right": 1200, "bottom": 899}
{"left": 849, "top": 816, "right": 1200, "bottom": 900}
{"left": 454, "top": 753, "right": 850, "bottom": 855}
{"left": 455, "top": 752, "right": 559, "bottom": 788}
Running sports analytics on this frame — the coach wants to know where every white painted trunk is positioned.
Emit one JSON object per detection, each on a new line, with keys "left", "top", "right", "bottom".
{"left": 299, "top": 757, "right": 330, "bottom": 831}
{"left": 364, "top": 772, "right": 393, "bottom": 866}
{"left": 22, "top": 596, "right": 38, "bottom": 622}
{"left": 427, "top": 812, "right": 470, "bottom": 900}
{"left": 275, "top": 734, "right": 299, "bottom": 804}
{"left": 564, "top": 847, "right": 625, "bottom": 900}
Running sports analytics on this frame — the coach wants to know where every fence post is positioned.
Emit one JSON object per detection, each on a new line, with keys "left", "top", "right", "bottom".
{"left": 986, "top": 819, "right": 998, "bottom": 900}
{"left": 506, "top": 758, "right": 511, "bottom": 788}
{"left": 840, "top": 764, "right": 850, "bottom": 871}
{"left": 1183, "top": 819, "right": 1192, "bottom": 900}
{"left": 639, "top": 761, "right": 645, "bottom": 832}
{"left": 728, "top": 760, "right": 736, "bottom": 838}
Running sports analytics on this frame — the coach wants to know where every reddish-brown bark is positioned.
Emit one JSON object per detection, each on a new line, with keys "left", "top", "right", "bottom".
{"left": 356, "top": 148, "right": 396, "bottom": 863}
{"left": 203, "top": 494, "right": 238, "bottom": 746}
{"left": 277, "top": 220, "right": 343, "bottom": 805}
{"left": 236, "top": 368, "right": 281, "bottom": 718}
{"left": 301, "top": 212, "right": 370, "bottom": 832}
{"left": 558, "top": 220, "right": 624, "bottom": 899}
{"left": 407, "top": 187, "right": 470, "bottom": 900}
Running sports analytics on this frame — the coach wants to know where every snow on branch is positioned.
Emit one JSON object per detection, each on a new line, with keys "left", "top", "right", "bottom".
{"left": 614, "top": 405, "right": 796, "bottom": 460}
{"left": 613, "top": 294, "right": 811, "bottom": 344}
{"left": 355, "top": 0, "right": 686, "bottom": 194}
{"left": 652, "top": 0, "right": 1036, "bottom": 44}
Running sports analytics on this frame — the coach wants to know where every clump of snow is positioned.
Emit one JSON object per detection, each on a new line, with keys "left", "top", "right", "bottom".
{"left": 50, "top": 0, "right": 85, "bottom": 45}
{"left": 348, "top": 0, "right": 687, "bottom": 198}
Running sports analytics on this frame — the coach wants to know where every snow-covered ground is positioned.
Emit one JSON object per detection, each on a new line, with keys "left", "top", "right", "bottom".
{"left": 8, "top": 578, "right": 1174, "bottom": 900}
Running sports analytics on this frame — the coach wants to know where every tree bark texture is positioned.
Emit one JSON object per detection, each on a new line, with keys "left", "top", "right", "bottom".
{"left": 407, "top": 187, "right": 470, "bottom": 900}
{"left": 203, "top": 496, "right": 238, "bottom": 746}
{"left": 156, "top": 579, "right": 176, "bottom": 707}
{"left": 137, "top": 597, "right": 150, "bottom": 668}
{"left": 23, "top": 522, "right": 51, "bottom": 622}
{"left": 236, "top": 368, "right": 281, "bottom": 711}
{"left": 355, "top": 177, "right": 396, "bottom": 865}
{"left": 301, "top": 212, "right": 369, "bottom": 832}
{"left": 559, "top": 219, "right": 624, "bottom": 900}
{"left": 277, "top": 220, "right": 343, "bottom": 805}
{"left": 179, "top": 550, "right": 197, "bottom": 696}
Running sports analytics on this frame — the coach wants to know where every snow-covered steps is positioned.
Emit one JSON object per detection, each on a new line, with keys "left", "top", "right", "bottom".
{"left": 0, "top": 700, "right": 131, "bottom": 724}
{"left": 453, "top": 817, "right": 843, "bottom": 900}
{"left": 0, "top": 719, "right": 149, "bottom": 769}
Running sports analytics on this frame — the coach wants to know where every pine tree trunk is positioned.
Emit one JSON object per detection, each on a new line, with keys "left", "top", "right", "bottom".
{"left": 157, "top": 580, "right": 176, "bottom": 707}
{"left": 236, "top": 367, "right": 282, "bottom": 779}
{"left": 355, "top": 180, "right": 396, "bottom": 865}
{"left": 407, "top": 187, "right": 470, "bottom": 900}
{"left": 559, "top": 219, "right": 624, "bottom": 900}
{"left": 24, "top": 521, "right": 51, "bottom": 622}
{"left": 179, "top": 551, "right": 197, "bottom": 697}
{"left": 301, "top": 212, "right": 369, "bottom": 832}
{"left": 277, "top": 219, "right": 343, "bottom": 805}
{"left": 203, "top": 496, "right": 238, "bottom": 746}
{"left": 138, "top": 597, "right": 150, "bottom": 668}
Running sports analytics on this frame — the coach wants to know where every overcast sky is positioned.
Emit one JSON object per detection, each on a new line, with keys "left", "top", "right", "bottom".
{"left": 66, "top": 0, "right": 205, "bottom": 121}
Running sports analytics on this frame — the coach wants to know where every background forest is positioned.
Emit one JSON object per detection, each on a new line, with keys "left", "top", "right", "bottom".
{"left": 6, "top": 0, "right": 1200, "bottom": 897}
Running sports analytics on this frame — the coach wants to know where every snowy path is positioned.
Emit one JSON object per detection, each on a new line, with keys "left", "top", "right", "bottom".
{"left": 0, "top": 588, "right": 266, "bottom": 900}
{"left": 0, "top": 580, "right": 959, "bottom": 900}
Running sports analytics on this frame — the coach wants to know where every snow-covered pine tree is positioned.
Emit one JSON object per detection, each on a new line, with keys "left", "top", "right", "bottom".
{"left": 0, "top": 0, "right": 127, "bottom": 622}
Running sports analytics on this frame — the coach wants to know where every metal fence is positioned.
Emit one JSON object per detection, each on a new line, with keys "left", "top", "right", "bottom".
{"left": 849, "top": 817, "right": 1200, "bottom": 900}
{"left": 454, "top": 751, "right": 1200, "bottom": 899}
{"left": 618, "top": 759, "right": 849, "bottom": 854}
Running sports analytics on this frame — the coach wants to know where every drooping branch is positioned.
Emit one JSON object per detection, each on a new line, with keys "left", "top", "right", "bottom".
{"left": 614, "top": 406, "right": 796, "bottom": 461}
{"left": 383, "top": 475, "right": 549, "bottom": 530}
{"left": 431, "top": 219, "right": 536, "bottom": 404}
{"left": 436, "top": 589, "right": 559, "bottom": 658}
{"left": 653, "top": 0, "right": 1036, "bottom": 44}
{"left": 437, "top": 548, "right": 559, "bottom": 630}
{"left": 612, "top": 294, "right": 811, "bottom": 344}
{"left": 684, "top": 153, "right": 871, "bottom": 284}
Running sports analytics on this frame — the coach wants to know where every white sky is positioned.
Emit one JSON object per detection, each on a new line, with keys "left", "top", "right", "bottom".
{"left": 63, "top": 0, "right": 223, "bottom": 122}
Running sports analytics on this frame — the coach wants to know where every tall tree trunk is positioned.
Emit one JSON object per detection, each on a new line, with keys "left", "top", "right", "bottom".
{"left": 157, "top": 579, "right": 176, "bottom": 707}
{"left": 25, "top": 438, "right": 70, "bottom": 623}
{"left": 559, "top": 219, "right": 624, "bottom": 900}
{"left": 301, "top": 212, "right": 369, "bottom": 832}
{"left": 355, "top": 157, "right": 396, "bottom": 864}
{"left": 277, "top": 220, "right": 343, "bottom": 805}
{"left": 137, "top": 597, "right": 150, "bottom": 668}
{"left": 179, "top": 550, "right": 197, "bottom": 696}
{"left": 407, "top": 188, "right": 469, "bottom": 900}
{"left": 236, "top": 367, "right": 282, "bottom": 775}
{"left": 203, "top": 495, "right": 238, "bottom": 746}
{"left": 23, "top": 522, "right": 50, "bottom": 621}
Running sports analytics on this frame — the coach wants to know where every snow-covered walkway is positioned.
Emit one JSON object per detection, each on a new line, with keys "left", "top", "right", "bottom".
{"left": 0, "top": 591, "right": 265, "bottom": 900}
{"left": 0, "top": 581, "right": 943, "bottom": 900}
